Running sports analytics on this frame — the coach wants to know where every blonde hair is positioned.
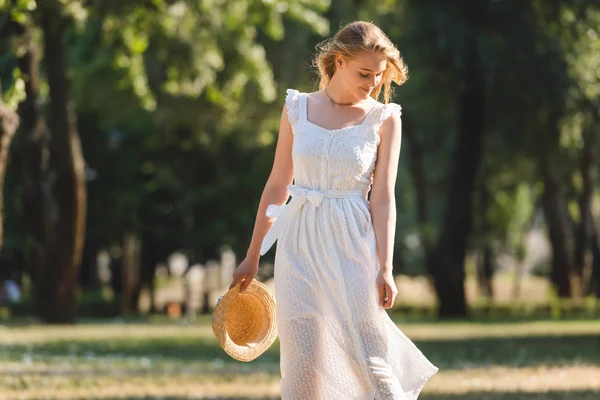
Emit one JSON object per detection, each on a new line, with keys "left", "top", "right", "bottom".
{"left": 313, "top": 21, "right": 408, "bottom": 104}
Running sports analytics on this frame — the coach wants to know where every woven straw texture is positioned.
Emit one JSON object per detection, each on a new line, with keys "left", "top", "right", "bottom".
{"left": 212, "top": 279, "right": 278, "bottom": 362}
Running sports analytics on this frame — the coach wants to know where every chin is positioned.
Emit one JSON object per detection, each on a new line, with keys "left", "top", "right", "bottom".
{"left": 359, "top": 87, "right": 372, "bottom": 97}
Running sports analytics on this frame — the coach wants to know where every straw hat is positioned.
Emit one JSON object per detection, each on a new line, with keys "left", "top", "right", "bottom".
{"left": 212, "top": 279, "right": 278, "bottom": 362}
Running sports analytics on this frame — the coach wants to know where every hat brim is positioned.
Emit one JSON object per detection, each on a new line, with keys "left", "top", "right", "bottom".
{"left": 212, "top": 279, "right": 278, "bottom": 362}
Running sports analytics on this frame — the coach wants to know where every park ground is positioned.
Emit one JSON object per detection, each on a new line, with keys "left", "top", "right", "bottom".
{"left": 0, "top": 315, "right": 599, "bottom": 400}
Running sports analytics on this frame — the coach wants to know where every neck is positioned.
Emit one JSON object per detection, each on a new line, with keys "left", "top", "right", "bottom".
{"left": 325, "top": 89, "right": 358, "bottom": 106}
{"left": 325, "top": 77, "right": 361, "bottom": 106}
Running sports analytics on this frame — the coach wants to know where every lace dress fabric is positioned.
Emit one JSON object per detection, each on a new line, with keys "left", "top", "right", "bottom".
{"left": 264, "top": 89, "right": 438, "bottom": 400}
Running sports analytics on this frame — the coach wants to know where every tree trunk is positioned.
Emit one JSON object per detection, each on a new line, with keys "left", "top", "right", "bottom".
{"left": 404, "top": 118, "right": 429, "bottom": 228}
{"left": 38, "top": 1, "right": 88, "bottom": 323}
{"left": 541, "top": 163, "right": 573, "bottom": 298}
{"left": 475, "top": 170, "right": 494, "bottom": 300}
{"left": 136, "top": 233, "right": 161, "bottom": 314}
{"left": 122, "top": 233, "right": 140, "bottom": 314}
{"left": 403, "top": 115, "right": 436, "bottom": 274}
{"left": 13, "top": 20, "right": 50, "bottom": 310}
{"left": 477, "top": 245, "right": 494, "bottom": 299}
{"left": 78, "top": 239, "right": 98, "bottom": 291}
{"left": 573, "top": 132, "right": 596, "bottom": 295}
{"left": 590, "top": 223, "right": 600, "bottom": 298}
{"left": 429, "top": 10, "right": 486, "bottom": 318}
{"left": 109, "top": 249, "right": 123, "bottom": 296}
{"left": 0, "top": 95, "right": 19, "bottom": 251}
{"left": 573, "top": 133, "right": 598, "bottom": 296}
{"left": 586, "top": 123, "right": 600, "bottom": 298}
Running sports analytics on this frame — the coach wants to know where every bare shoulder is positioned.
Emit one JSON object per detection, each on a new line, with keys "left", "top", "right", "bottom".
{"left": 376, "top": 103, "right": 402, "bottom": 147}
{"left": 378, "top": 103, "right": 402, "bottom": 133}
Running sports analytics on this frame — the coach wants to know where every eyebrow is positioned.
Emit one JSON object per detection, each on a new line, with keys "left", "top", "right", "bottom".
{"left": 359, "top": 68, "right": 385, "bottom": 73}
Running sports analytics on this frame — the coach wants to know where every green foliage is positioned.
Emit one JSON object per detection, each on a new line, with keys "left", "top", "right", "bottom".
{"left": 92, "top": 0, "right": 329, "bottom": 111}
{"left": 3, "top": 67, "right": 26, "bottom": 109}
{"left": 3, "top": 0, "right": 600, "bottom": 310}
{"left": 60, "top": 0, "right": 334, "bottom": 263}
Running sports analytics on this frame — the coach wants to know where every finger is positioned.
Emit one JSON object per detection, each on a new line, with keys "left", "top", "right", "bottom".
{"left": 377, "top": 283, "right": 385, "bottom": 306}
{"left": 229, "top": 275, "right": 243, "bottom": 290}
{"left": 240, "top": 276, "right": 254, "bottom": 292}
{"left": 388, "top": 283, "right": 398, "bottom": 302}
{"left": 381, "top": 285, "right": 389, "bottom": 307}
{"left": 383, "top": 283, "right": 391, "bottom": 307}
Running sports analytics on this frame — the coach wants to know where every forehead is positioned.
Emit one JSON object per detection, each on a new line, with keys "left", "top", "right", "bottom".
{"left": 348, "top": 51, "right": 387, "bottom": 71}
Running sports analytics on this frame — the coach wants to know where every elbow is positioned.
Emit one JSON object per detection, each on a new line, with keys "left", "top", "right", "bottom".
{"left": 264, "top": 175, "right": 291, "bottom": 193}
{"left": 263, "top": 179, "right": 291, "bottom": 202}
{"left": 369, "top": 199, "right": 396, "bottom": 216}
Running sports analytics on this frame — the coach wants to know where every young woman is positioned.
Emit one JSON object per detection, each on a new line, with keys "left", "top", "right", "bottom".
{"left": 229, "top": 20, "right": 438, "bottom": 400}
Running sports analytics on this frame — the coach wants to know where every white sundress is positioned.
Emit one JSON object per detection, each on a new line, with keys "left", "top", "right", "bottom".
{"left": 259, "top": 88, "right": 438, "bottom": 400}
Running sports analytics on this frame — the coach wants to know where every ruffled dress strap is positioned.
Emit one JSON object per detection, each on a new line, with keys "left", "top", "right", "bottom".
{"left": 285, "top": 89, "right": 302, "bottom": 131}
{"left": 372, "top": 102, "right": 402, "bottom": 133}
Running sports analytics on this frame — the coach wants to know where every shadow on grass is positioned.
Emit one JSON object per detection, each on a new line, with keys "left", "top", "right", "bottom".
{"left": 0, "top": 336, "right": 281, "bottom": 371}
{"left": 419, "top": 333, "right": 600, "bottom": 370}
{"left": 2, "top": 331, "right": 598, "bottom": 373}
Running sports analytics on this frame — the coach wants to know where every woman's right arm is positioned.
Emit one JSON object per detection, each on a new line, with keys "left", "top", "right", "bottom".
{"left": 229, "top": 103, "right": 294, "bottom": 292}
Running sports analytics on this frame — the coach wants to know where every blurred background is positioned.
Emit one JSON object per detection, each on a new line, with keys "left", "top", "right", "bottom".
{"left": 0, "top": 0, "right": 599, "bottom": 399}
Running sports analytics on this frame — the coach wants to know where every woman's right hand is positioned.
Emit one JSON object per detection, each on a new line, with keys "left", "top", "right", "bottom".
{"left": 229, "top": 256, "right": 259, "bottom": 293}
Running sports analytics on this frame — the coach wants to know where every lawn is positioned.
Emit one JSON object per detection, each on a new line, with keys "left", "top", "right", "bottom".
{"left": 0, "top": 316, "right": 599, "bottom": 399}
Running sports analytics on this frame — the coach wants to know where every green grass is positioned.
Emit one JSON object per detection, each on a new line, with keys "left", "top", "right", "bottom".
{"left": 1, "top": 316, "right": 599, "bottom": 399}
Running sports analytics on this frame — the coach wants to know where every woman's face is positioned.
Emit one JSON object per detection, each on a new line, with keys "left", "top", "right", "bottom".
{"left": 336, "top": 50, "right": 387, "bottom": 100}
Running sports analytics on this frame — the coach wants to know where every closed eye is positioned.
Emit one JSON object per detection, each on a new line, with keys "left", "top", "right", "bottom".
{"left": 360, "top": 71, "right": 384, "bottom": 78}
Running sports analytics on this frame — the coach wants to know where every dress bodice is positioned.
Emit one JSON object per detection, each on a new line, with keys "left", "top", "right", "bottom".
{"left": 285, "top": 88, "right": 402, "bottom": 193}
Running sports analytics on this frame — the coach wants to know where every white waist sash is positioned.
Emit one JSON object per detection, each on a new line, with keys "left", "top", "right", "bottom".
{"left": 260, "top": 184, "right": 367, "bottom": 255}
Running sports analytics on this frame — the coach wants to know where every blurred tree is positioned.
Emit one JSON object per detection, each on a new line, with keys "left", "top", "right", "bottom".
{"left": 3, "top": 4, "right": 51, "bottom": 316}
{"left": 386, "top": 0, "right": 600, "bottom": 314}
{"left": 3, "top": 0, "right": 600, "bottom": 319}
{"left": 36, "top": 0, "right": 87, "bottom": 323}
{"left": 394, "top": 0, "right": 490, "bottom": 318}
{"left": 527, "top": 1, "right": 600, "bottom": 298}
{"left": 561, "top": 6, "right": 600, "bottom": 297}
{"left": 0, "top": 83, "right": 19, "bottom": 251}
{"left": 2, "top": 0, "right": 88, "bottom": 322}
{"left": 67, "top": 0, "right": 330, "bottom": 311}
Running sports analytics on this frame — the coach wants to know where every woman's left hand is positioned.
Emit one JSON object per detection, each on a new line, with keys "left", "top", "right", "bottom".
{"left": 376, "top": 269, "right": 398, "bottom": 309}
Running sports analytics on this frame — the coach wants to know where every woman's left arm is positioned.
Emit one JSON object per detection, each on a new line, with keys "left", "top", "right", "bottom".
{"left": 369, "top": 106, "right": 402, "bottom": 309}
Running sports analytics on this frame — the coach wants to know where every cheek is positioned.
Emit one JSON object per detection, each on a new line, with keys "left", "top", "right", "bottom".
{"left": 348, "top": 73, "right": 361, "bottom": 86}
{"left": 356, "top": 75, "right": 368, "bottom": 87}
